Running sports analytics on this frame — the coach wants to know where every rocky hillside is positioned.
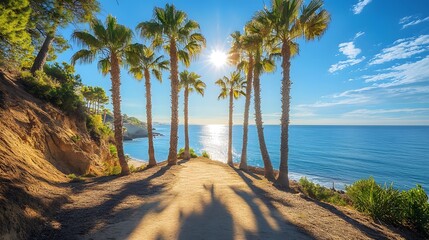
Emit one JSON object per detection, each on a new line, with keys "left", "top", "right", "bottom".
{"left": 0, "top": 69, "right": 111, "bottom": 239}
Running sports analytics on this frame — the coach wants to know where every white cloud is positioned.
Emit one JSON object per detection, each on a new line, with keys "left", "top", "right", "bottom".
{"left": 354, "top": 31, "right": 365, "bottom": 39}
{"left": 352, "top": 0, "right": 372, "bottom": 14}
{"left": 369, "top": 35, "right": 429, "bottom": 65}
{"left": 329, "top": 36, "right": 365, "bottom": 73}
{"left": 400, "top": 15, "right": 429, "bottom": 29}
{"left": 329, "top": 57, "right": 365, "bottom": 73}
{"left": 339, "top": 42, "right": 361, "bottom": 59}
{"left": 297, "top": 94, "right": 371, "bottom": 108}
{"left": 303, "top": 57, "right": 429, "bottom": 118}
{"left": 399, "top": 16, "right": 413, "bottom": 24}
{"left": 343, "top": 108, "right": 429, "bottom": 117}
{"left": 364, "top": 56, "right": 429, "bottom": 87}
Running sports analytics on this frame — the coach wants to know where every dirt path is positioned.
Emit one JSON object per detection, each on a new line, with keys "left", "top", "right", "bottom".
{"left": 40, "top": 158, "right": 413, "bottom": 240}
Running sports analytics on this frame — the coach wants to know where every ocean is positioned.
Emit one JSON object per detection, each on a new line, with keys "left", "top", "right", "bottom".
{"left": 124, "top": 125, "right": 429, "bottom": 192}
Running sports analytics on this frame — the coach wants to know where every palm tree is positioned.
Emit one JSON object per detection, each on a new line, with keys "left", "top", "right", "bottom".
{"left": 216, "top": 71, "right": 246, "bottom": 166}
{"left": 71, "top": 15, "right": 133, "bottom": 175}
{"left": 246, "top": 19, "right": 278, "bottom": 180}
{"left": 179, "top": 70, "right": 206, "bottom": 160}
{"left": 261, "top": 0, "right": 330, "bottom": 187}
{"left": 127, "top": 44, "right": 169, "bottom": 167}
{"left": 137, "top": 4, "right": 206, "bottom": 165}
{"left": 229, "top": 30, "right": 256, "bottom": 171}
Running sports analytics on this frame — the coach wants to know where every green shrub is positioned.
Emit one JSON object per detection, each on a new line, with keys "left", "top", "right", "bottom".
{"left": 66, "top": 173, "right": 83, "bottom": 182}
{"left": 86, "top": 114, "right": 112, "bottom": 141}
{"left": 201, "top": 150, "right": 211, "bottom": 159}
{"left": 109, "top": 144, "right": 118, "bottom": 158}
{"left": 177, "top": 147, "right": 198, "bottom": 158}
{"left": 346, "top": 177, "right": 403, "bottom": 224}
{"left": 21, "top": 67, "right": 85, "bottom": 116}
{"left": 103, "top": 158, "right": 121, "bottom": 176}
{"left": 346, "top": 178, "right": 429, "bottom": 235}
{"left": 401, "top": 185, "right": 429, "bottom": 234}
{"left": 299, "top": 177, "right": 348, "bottom": 206}
{"left": 70, "top": 134, "right": 81, "bottom": 143}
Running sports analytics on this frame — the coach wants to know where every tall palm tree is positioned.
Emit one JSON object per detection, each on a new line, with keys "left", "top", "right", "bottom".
{"left": 137, "top": 4, "right": 206, "bottom": 165}
{"left": 71, "top": 15, "right": 133, "bottom": 175}
{"left": 126, "top": 43, "right": 169, "bottom": 167}
{"left": 246, "top": 19, "right": 278, "bottom": 180}
{"left": 229, "top": 30, "right": 255, "bottom": 171}
{"left": 179, "top": 70, "right": 206, "bottom": 160}
{"left": 261, "top": 0, "right": 330, "bottom": 187}
{"left": 216, "top": 71, "right": 246, "bottom": 166}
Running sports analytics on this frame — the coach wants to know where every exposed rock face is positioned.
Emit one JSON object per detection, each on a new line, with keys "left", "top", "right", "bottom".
{"left": 0, "top": 69, "right": 110, "bottom": 239}
{"left": 123, "top": 123, "right": 148, "bottom": 140}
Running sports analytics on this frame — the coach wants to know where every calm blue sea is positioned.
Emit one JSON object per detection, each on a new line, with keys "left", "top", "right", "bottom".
{"left": 124, "top": 125, "right": 429, "bottom": 192}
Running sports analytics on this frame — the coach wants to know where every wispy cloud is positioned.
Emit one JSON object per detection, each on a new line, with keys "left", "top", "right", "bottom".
{"left": 400, "top": 15, "right": 429, "bottom": 29}
{"left": 297, "top": 94, "right": 371, "bottom": 108}
{"left": 329, "top": 34, "right": 365, "bottom": 73}
{"left": 354, "top": 31, "right": 365, "bottom": 39}
{"left": 352, "top": 0, "right": 372, "bottom": 14}
{"left": 369, "top": 35, "right": 429, "bottom": 65}
{"left": 364, "top": 56, "right": 429, "bottom": 87}
{"left": 329, "top": 58, "right": 365, "bottom": 73}
{"left": 304, "top": 56, "right": 429, "bottom": 109}
{"left": 343, "top": 108, "right": 429, "bottom": 117}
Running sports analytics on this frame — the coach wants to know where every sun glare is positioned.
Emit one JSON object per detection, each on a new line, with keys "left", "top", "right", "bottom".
{"left": 209, "top": 50, "right": 228, "bottom": 68}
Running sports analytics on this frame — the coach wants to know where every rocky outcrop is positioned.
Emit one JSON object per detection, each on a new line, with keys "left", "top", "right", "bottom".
{"left": 0, "top": 69, "right": 110, "bottom": 239}
{"left": 123, "top": 123, "right": 148, "bottom": 140}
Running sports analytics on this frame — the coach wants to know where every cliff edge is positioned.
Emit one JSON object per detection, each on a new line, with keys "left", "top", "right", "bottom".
{"left": 0, "top": 69, "right": 110, "bottom": 239}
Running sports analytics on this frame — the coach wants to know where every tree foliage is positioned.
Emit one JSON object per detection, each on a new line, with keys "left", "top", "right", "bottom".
{"left": 21, "top": 62, "right": 85, "bottom": 115}
{"left": 81, "top": 86, "right": 109, "bottom": 114}
{"left": 0, "top": 0, "right": 33, "bottom": 65}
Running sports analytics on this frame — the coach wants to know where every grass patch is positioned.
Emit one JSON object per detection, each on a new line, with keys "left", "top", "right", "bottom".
{"left": 70, "top": 134, "right": 81, "bottom": 143}
{"left": 103, "top": 160, "right": 121, "bottom": 176}
{"left": 299, "top": 177, "right": 348, "bottom": 206}
{"left": 177, "top": 147, "right": 198, "bottom": 158}
{"left": 109, "top": 144, "right": 118, "bottom": 158}
{"left": 346, "top": 177, "right": 402, "bottom": 224}
{"left": 201, "top": 150, "right": 211, "bottom": 159}
{"left": 129, "top": 164, "right": 146, "bottom": 173}
{"left": 66, "top": 173, "right": 83, "bottom": 182}
{"left": 346, "top": 177, "right": 429, "bottom": 235}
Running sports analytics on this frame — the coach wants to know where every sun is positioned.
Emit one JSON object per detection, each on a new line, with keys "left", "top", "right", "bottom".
{"left": 209, "top": 50, "right": 228, "bottom": 68}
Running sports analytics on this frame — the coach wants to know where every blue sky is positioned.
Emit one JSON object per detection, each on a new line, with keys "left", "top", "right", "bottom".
{"left": 56, "top": 0, "right": 429, "bottom": 125}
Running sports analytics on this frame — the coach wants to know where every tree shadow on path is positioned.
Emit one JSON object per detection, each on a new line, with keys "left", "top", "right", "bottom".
{"left": 40, "top": 165, "right": 172, "bottom": 240}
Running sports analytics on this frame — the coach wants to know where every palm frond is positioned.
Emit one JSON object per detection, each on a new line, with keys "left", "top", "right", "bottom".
{"left": 152, "top": 69, "right": 162, "bottom": 82}
{"left": 178, "top": 50, "right": 191, "bottom": 67}
{"left": 303, "top": 10, "right": 330, "bottom": 40}
{"left": 97, "top": 57, "right": 111, "bottom": 76}
{"left": 129, "top": 66, "right": 144, "bottom": 80}
{"left": 71, "top": 31, "right": 101, "bottom": 49}
{"left": 71, "top": 49, "right": 97, "bottom": 65}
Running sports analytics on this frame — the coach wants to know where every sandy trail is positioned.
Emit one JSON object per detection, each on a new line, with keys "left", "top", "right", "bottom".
{"left": 41, "top": 158, "right": 412, "bottom": 240}
{"left": 85, "top": 159, "right": 310, "bottom": 240}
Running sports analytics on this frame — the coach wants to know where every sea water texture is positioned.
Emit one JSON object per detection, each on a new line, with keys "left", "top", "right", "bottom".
{"left": 124, "top": 125, "right": 429, "bottom": 192}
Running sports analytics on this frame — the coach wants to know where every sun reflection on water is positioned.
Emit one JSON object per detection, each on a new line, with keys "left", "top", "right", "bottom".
{"left": 199, "top": 125, "right": 229, "bottom": 163}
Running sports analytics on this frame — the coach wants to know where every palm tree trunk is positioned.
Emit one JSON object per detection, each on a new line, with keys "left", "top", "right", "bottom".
{"left": 144, "top": 69, "right": 156, "bottom": 167}
{"left": 110, "top": 52, "right": 130, "bottom": 175}
{"left": 227, "top": 90, "right": 234, "bottom": 166}
{"left": 183, "top": 85, "right": 191, "bottom": 160}
{"left": 254, "top": 50, "right": 275, "bottom": 181}
{"left": 167, "top": 39, "right": 179, "bottom": 165}
{"left": 239, "top": 54, "right": 254, "bottom": 171}
{"left": 30, "top": 34, "right": 54, "bottom": 75}
{"left": 277, "top": 41, "right": 291, "bottom": 188}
